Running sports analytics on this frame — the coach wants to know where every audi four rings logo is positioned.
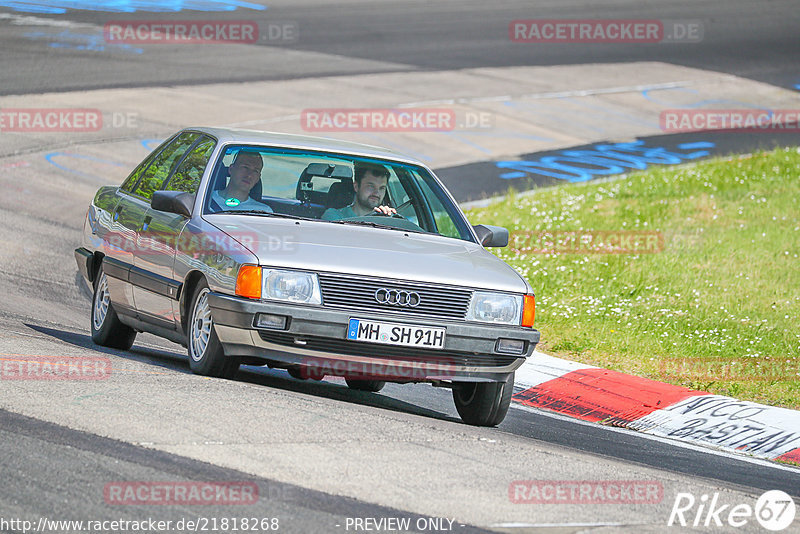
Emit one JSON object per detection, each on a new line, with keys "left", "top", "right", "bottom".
{"left": 374, "top": 288, "right": 421, "bottom": 307}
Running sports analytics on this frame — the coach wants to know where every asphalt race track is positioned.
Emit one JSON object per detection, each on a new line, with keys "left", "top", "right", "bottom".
{"left": 0, "top": 1, "right": 799, "bottom": 532}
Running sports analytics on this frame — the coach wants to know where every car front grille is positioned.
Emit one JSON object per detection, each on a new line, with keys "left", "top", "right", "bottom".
{"left": 318, "top": 273, "right": 472, "bottom": 320}
{"left": 257, "top": 330, "right": 520, "bottom": 368}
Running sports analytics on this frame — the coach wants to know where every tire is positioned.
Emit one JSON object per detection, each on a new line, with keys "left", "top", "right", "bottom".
{"left": 187, "top": 280, "right": 239, "bottom": 378}
{"left": 91, "top": 266, "right": 136, "bottom": 350}
{"left": 345, "top": 378, "right": 385, "bottom": 392}
{"left": 287, "top": 367, "right": 307, "bottom": 380}
{"left": 452, "top": 373, "right": 514, "bottom": 426}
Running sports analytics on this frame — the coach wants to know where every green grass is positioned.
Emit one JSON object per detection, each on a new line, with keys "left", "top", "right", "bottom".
{"left": 465, "top": 147, "right": 800, "bottom": 409}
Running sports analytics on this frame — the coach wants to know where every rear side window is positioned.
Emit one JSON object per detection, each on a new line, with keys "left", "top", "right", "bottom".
{"left": 133, "top": 132, "right": 199, "bottom": 200}
{"left": 119, "top": 136, "right": 175, "bottom": 193}
{"left": 163, "top": 136, "right": 216, "bottom": 194}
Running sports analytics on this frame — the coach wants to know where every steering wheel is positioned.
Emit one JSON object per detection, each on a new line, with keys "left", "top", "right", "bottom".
{"left": 367, "top": 209, "right": 405, "bottom": 219}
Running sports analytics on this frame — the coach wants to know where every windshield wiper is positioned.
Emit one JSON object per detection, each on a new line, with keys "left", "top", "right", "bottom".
{"left": 334, "top": 219, "right": 428, "bottom": 234}
{"left": 220, "top": 210, "right": 315, "bottom": 221}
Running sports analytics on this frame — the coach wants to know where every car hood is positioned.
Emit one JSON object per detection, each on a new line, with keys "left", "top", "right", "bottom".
{"left": 205, "top": 215, "right": 528, "bottom": 293}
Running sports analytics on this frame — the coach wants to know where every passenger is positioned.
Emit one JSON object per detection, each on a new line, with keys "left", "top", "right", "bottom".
{"left": 211, "top": 151, "right": 272, "bottom": 212}
{"left": 321, "top": 162, "right": 396, "bottom": 220}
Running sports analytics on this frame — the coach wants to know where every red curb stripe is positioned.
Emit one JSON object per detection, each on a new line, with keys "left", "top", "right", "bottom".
{"left": 513, "top": 367, "right": 706, "bottom": 424}
{"left": 775, "top": 448, "right": 800, "bottom": 464}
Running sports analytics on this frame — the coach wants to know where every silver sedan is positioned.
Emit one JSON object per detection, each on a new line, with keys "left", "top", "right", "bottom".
{"left": 75, "top": 127, "right": 539, "bottom": 426}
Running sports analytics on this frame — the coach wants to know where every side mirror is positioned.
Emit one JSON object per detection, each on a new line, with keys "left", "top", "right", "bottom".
{"left": 473, "top": 224, "right": 509, "bottom": 247}
{"left": 151, "top": 191, "right": 194, "bottom": 218}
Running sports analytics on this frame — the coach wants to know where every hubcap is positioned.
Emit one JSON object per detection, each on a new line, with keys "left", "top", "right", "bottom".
{"left": 92, "top": 273, "right": 110, "bottom": 331}
{"left": 190, "top": 288, "right": 212, "bottom": 362}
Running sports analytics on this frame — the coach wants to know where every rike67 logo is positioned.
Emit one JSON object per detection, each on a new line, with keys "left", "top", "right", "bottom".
{"left": 668, "top": 490, "right": 796, "bottom": 531}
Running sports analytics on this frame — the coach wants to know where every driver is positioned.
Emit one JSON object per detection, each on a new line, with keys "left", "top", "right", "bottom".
{"left": 321, "top": 162, "right": 396, "bottom": 220}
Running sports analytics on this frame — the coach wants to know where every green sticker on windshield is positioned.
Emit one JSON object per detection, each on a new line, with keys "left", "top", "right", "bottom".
{"left": 225, "top": 198, "right": 240, "bottom": 207}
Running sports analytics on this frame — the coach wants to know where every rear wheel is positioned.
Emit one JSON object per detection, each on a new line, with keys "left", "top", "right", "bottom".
{"left": 187, "top": 281, "right": 239, "bottom": 378}
{"left": 91, "top": 266, "right": 136, "bottom": 350}
{"left": 345, "top": 378, "right": 385, "bottom": 392}
{"left": 452, "top": 373, "right": 514, "bottom": 426}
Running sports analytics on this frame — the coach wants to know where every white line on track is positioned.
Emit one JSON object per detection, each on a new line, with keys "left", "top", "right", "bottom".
{"left": 0, "top": 13, "right": 98, "bottom": 30}
{"left": 399, "top": 81, "right": 698, "bottom": 107}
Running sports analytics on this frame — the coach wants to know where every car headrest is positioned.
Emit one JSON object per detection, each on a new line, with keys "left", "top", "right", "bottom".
{"left": 296, "top": 163, "right": 353, "bottom": 202}
{"left": 326, "top": 178, "right": 354, "bottom": 209}
{"left": 213, "top": 163, "right": 262, "bottom": 200}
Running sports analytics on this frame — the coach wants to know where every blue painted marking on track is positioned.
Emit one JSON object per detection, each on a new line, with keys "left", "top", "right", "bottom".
{"left": 496, "top": 140, "right": 716, "bottom": 182}
{"left": 0, "top": 1, "right": 266, "bottom": 14}
{"left": 498, "top": 171, "right": 527, "bottom": 179}
{"left": 141, "top": 138, "right": 164, "bottom": 151}
{"left": 675, "top": 141, "right": 714, "bottom": 160}
{"left": 45, "top": 152, "right": 125, "bottom": 181}
{"left": 675, "top": 142, "right": 715, "bottom": 150}
{"left": 794, "top": 85, "right": 800, "bottom": 91}
{"left": 24, "top": 30, "right": 143, "bottom": 53}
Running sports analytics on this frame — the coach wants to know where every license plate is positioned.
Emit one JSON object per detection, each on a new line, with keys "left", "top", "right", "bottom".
{"left": 347, "top": 318, "right": 445, "bottom": 349}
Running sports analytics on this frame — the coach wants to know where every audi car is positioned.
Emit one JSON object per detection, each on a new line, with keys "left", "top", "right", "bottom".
{"left": 75, "top": 127, "right": 539, "bottom": 426}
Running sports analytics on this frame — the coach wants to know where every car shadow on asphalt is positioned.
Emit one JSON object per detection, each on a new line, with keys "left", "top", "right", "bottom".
{"left": 24, "top": 322, "right": 459, "bottom": 424}
{"left": 23, "top": 322, "right": 192, "bottom": 373}
{"left": 236, "top": 365, "right": 459, "bottom": 423}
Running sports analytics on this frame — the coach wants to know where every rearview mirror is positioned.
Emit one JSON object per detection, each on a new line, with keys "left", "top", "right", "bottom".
{"left": 473, "top": 224, "right": 509, "bottom": 247}
{"left": 303, "top": 162, "right": 353, "bottom": 179}
{"left": 151, "top": 191, "right": 194, "bottom": 218}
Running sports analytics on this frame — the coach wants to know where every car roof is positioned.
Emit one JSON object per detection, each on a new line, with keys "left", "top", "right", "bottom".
{"left": 186, "top": 127, "right": 425, "bottom": 166}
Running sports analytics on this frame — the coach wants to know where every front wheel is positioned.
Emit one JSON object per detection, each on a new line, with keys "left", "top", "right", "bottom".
{"left": 91, "top": 266, "right": 136, "bottom": 350}
{"left": 187, "top": 281, "right": 239, "bottom": 378}
{"left": 452, "top": 373, "right": 514, "bottom": 426}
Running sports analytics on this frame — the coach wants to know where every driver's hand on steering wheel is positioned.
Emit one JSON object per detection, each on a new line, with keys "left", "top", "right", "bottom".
{"left": 372, "top": 205, "right": 397, "bottom": 216}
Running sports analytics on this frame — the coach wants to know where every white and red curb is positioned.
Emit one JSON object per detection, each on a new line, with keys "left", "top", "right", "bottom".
{"left": 512, "top": 352, "right": 800, "bottom": 464}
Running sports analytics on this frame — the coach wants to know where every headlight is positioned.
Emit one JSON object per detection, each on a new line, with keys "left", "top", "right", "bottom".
{"left": 466, "top": 291, "right": 522, "bottom": 325}
{"left": 262, "top": 269, "right": 322, "bottom": 305}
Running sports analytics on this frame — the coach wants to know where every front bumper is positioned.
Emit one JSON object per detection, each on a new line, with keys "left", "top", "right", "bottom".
{"left": 208, "top": 292, "right": 540, "bottom": 383}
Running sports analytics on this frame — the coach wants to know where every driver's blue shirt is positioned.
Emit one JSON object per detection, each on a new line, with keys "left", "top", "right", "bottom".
{"left": 321, "top": 204, "right": 357, "bottom": 221}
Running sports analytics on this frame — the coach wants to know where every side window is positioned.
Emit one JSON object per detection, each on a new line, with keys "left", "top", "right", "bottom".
{"left": 387, "top": 174, "right": 417, "bottom": 224}
{"left": 133, "top": 132, "right": 199, "bottom": 200}
{"left": 163, "top": 136, "right": 216, "bottom": 194}
{"left": 417, "top": 177, "right": 460, "bottom": 239}
{"left": 119, "top": 136, "right": 175, "bottom": 192}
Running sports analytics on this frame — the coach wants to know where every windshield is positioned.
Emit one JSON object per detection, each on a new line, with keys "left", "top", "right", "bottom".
{"left": 203, "top": 144, "right": 475, "bottom": 242}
